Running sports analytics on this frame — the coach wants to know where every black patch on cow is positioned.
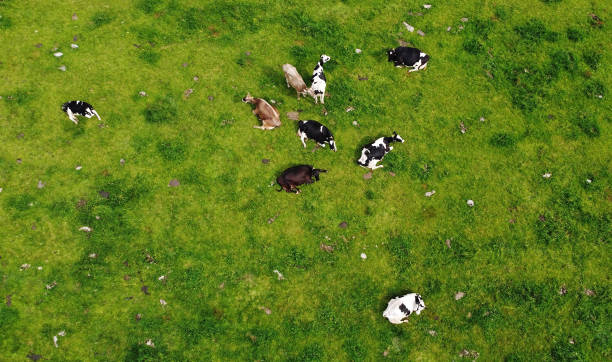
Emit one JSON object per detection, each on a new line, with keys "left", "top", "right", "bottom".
{"left": 62, "top": 100, "right": 95, "bottom": 116}
{"left": 399, "top": 303, "right": 412, "bottom": 316}
{"left": 387, "top": 46, "right": 427, "bottom": 67}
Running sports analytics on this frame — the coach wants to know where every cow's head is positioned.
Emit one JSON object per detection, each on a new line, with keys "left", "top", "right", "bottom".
{"left": 387, "top": 49, "right": 396, "bottom": 62}
{"left": 242, "top": 93, "right": 254, "bottom": 104}
{"left": 393, "top": 131, "right": 405, "bottom": 143}
{"left": 414, "top": 294, "right": 426, "bottom": 312}
{"left": 329, "top": 138, "right": 337, "bottom": 152}
{"left": 420, "top": 53, "right": 430, "bottom": 67}
{"left": 320, "top": 54, "right": 331, "bottom": 63}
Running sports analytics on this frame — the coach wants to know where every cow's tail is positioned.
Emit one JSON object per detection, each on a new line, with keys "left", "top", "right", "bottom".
{"left": 312, "top": 168, "right": 327, "bottom": 181}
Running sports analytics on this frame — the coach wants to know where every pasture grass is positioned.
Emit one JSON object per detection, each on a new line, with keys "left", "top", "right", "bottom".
{"left": 0, "top": 0, "right": 610, "bottom": 360}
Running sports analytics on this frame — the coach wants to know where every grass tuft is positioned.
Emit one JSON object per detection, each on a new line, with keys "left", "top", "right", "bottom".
{"left": 143, "top": 96, "right": 177, "bottom": 123}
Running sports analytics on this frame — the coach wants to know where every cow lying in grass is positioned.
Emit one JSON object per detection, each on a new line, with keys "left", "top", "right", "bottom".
{"left": 277, "top": 165, "right": 327, "bottom": 194}
{"left": 61, "top": 101, "right": 101, "bottom": 124}
{"left": 387, "top": 46, "right": 429, "bottom": 72}
{"left": 297, "top": 120, "right": 337, "bottom": 151}
{"left": 242, "top": 93, "right": 281, "bottom": 130}
{"left": 383, "top": 293, "right": 426, "bottom": 324}
{"left": 283, "top": 64, "right": 313, "bottom": 100}
{"left": 357, "top": 132, "right": 404, "bottom": 170}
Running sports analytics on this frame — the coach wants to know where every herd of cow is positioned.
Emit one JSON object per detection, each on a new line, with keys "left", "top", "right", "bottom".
{"left": 60, "top": 46, "right": 431, "bottom": 323}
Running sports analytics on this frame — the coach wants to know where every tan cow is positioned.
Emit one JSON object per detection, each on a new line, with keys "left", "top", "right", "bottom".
{"left": 282, "top": 64, "right": 314, "bottom": 100}
{"left": 242, "top": 93, "right": 281, "bottom": 130}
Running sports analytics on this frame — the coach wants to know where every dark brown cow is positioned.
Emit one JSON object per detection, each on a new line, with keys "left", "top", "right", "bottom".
{"left": 276, "top": 165, "right": 327, "bottom": 194}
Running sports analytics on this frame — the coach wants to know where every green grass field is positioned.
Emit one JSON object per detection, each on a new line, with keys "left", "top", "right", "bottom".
{"left": 1, "top": 0, "right": 610, "bottom": 360}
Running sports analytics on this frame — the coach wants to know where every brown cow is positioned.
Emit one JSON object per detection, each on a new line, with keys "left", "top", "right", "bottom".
{"left": 282, "top": 64, "right": 314, "bottom": 100}
{"left": 242, "top": 93, "right": 281, "bottom": 130}
{"left": 276, "top": 165, "right": 327, "bottom": 194}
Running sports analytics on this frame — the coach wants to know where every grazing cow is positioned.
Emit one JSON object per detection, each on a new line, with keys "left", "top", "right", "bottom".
{"left": 383, "top": 293, "right": 426, "bottom": 324}
{"left": 276, "top": 165, "right": 327, "bottom": 194}
{"left": 283, "top": 64, "right": 314, "bottom": 100}
{"left": 387, "top": 47, "right": 430, "bottom": 72}
{"left": 310, "top": 54, "right": 331, "bottom": 104}
{"left": 297, "top": 120, "right": 337, "bottom": 151}
{"left": 61, "top": 101, "right": 101, "bottom": 124}
{"left": 357, "top": 132, "right": 404, "bottom": 170}
{"left": 242, "top": 93, "right": 281, "bottom": 130}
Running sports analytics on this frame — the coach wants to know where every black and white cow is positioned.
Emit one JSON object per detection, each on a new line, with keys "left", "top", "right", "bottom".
{"left": 61, "top": 101, "right": 101, "bottom": 124}
{"left": 310, "top": 54, "right": 331, "bottom": 104}
{"left": 297, "top": 120, "right": 337, "bottom": 151}
{"left": 387, "top": 46, "right": 429, "bottom": 72}
{"left": 357, "top": 132, "right": 404, "bottom": 170}
{"left": 383, "top": 293, "right": 426, "bottom": 324}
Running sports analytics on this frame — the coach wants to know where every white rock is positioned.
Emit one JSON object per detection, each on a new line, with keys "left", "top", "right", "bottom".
{"left": 145, "top": 339, "right": 155, "bottom": 347}
{"left": 0, "top": 187, "right": 3, "bottom": 193}
{"left": 58, "top": 330, "right": 66, "bottom": 337}
{"left": 360, "top": 253, "right": 367, "bottom": 260}
{"left": 455, "top": 291, "right": 466, "bottom": 300}
{"left": 586, "top": 179, "right": 592, "bottom": 184}
{"left": 20, "top": 263, "right": 31, "bottom": 270}
{"left": 402, "top": 22, "right": 415, "bottom": 32}
{"left": 160, "top": 299, "right": 167, "bottom": 306}
{"left": 75, "top": 165, "right": 82, "bottom": 170}
{"left": 53, "top": 335, "right": 59, "bottom": 348}
{"left": 355, "top": 48, "right": 362, "bottom": 54}
{"left": 467, "top": 200, "right": 474, "bottom": 207}
{"left": 270, "top": 99, "right": 276, "bottom": 104}
{"left": 37, "top": 266, "right": 43, "bottom": 270}
{"left": 542, "top": 173, "right": 552, "bottom": 178}
{"left": 158, "top": 275, "right": 166, "bottom": 281}
{"left": 79, "top": 226, "right": 92, "bottom": 232}
{"left": 425, "top": 190, "right": 436, "bottom": 197}
{"left": 417, "top": 30, "right": 426, "bottom": 36}
{"left": 53, "top": 52, "right": 63, "bottom": 57}
{"left": 71, "top": 44, "right": 79, "bottom": 49}
{"left": 447, "top": 26, "right": 452, "bottom": 31}
{"left": 58, "top": 65, "right": 66, "bottom": 71}
{"left": 423, "top": 4, "right": 432, "bottom": 9}
{"left": 461, "top": 17, "right": 469, "bottom": 22}
{"left": 139, "top": 91, "right": 146, "bottom": 97}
